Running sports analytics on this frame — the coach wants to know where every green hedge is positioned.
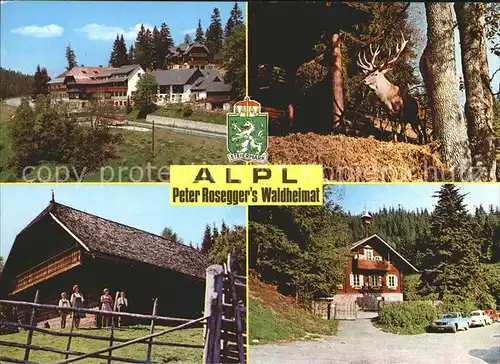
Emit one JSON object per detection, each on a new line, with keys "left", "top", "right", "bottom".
{"left": 376, "top": 301, "right": 438, "bottom": 335}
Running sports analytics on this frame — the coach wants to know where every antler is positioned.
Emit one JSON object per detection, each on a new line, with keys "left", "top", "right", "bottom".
{"left": 357, "top": 31, "right": 409, "bottom": 73}
{"left": 380, "top": 31, "right": 408, "bottom": 69}
{"left": 357, "top": 43, "right": 381, "bottom": 74}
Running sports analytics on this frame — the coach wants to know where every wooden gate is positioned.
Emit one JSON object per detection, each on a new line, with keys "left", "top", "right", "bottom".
{"left": 203, "top": 255, "right": 247, "bottom": 364}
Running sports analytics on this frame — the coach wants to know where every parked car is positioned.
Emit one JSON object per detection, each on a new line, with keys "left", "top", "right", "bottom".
{"left": 431, "top": 312, "right": 470, "bottom": 333}
{"left": 470, "top": 310, "right": 493, "bottom": 327}
{"left": 484, "top": 309, "right": 500, "bottom": 322}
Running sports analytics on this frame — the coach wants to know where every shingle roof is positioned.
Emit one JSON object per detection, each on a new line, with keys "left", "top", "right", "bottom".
{"left": 152, "top": 68, "right": 200, "bottom": 86}
{"left": 19, "top": 201, "right": 209, "bottom": 280}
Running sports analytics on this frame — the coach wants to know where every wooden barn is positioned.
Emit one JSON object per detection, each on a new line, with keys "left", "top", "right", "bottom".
{"left": 0, "top": 197, "right": 209, "bottom": 324}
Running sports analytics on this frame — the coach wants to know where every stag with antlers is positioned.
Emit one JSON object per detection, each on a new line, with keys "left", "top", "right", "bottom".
{"left": 357, "top": 32, "right": 427, "bottom": 144}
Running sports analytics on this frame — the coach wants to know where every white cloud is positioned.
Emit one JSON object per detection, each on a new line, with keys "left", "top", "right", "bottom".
{"left": 181, "top": 28, "right": 196, "bottom": 35}
{"left": 11, "top": 24, "right": 63, "bottom": 38}
{"left": 74, "top": 23, "right": 152, "bottom": 41}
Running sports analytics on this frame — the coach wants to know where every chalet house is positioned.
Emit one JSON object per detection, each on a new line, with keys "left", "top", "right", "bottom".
{"left": 336, "top": 234, "right": 419, "bottom": 310}
{"left": 0, "top": 198, "right": 209, "bottom": 324}
{"left": 153, "top": 68, "right": 232, "bottom": 110}
{"left": 48, "top": 64, "right": 145, "bottom": 109}
{"left": 166, "top": 42, "right": 209, "bottom": 69}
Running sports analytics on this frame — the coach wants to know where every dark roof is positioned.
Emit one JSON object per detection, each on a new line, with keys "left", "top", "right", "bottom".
{"left": 152, "top": 68, "right": 201, "bottom": 86}
{"left": 191, "top": 73, "right": 232, "bottom": 93}
{"left": 108, "top": 64, "right": 141, "bottom": 75}
{"left": 351, "top": 234, "right": 419, "bottom": 273}
{"left": 19, "top": 201, "right": 209, "bottom": 280}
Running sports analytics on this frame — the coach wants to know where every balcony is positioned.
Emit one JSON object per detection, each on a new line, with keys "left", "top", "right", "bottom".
{"left": 356, "top": 259, "right": 390, "bottom": 271}
{"left": 11, "top": 248, "right": 81, "bottom": 294}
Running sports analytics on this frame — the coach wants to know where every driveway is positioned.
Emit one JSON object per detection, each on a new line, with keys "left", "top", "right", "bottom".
{"left": 250, "top": 314, "right": 500, "bottom": 364}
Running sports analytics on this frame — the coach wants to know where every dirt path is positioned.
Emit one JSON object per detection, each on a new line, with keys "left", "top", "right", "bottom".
{"left": 250, "top": 315, "right": 500, "bottom": 364}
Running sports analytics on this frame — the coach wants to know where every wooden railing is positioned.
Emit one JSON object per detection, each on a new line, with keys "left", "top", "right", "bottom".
{"left": 11, "top": 248, "right": 81, "bottom": 295}
{"left": 356, "top": 259, "right": 390, "bottom": 271}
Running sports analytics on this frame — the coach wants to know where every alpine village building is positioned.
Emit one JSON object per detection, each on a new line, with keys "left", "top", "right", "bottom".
{"left": 47, "top": 41, "right": 232, "bottom": 111}
{"left": 313, "top": 213, "right": 419, "bottom": 319}
{"left": 0, "top": 196, "right": 209, "bottom": 326}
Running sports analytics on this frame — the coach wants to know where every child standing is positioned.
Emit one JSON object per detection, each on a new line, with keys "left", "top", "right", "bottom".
{"left": 58, "top": 292, "right": 70, "bottom": 329}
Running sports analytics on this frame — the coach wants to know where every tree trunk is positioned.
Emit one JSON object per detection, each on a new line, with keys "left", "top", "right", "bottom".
{"left": 455, "top": 3, "right": 496, "bottom": 181}
{"left": 420, "top": 3, "right": 472, "bottom": 181}
{"left": 331, "top": 34, "right": 344, "bottom": 130}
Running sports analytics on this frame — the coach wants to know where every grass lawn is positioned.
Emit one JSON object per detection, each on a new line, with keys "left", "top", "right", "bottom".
{"left": 249, "top": 276, "right": 338, "bottom": 344}
{"left": 153, "top": 106, "right": 226, "bottom": 125}
{"left": 1, "top": 325, "right": 203, "bottom": 363}
{"left": 0, "top": 102, "right": 229, "bottom": 182}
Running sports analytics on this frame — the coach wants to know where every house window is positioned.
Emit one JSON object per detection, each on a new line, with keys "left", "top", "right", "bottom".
{"left": 353, "top": 274, "right": 360, "bottom": 287}
{"left": 369, "top": 276, "right": 381, "bottom": 287}
{"left": 159, "top": 86, "right": 169, "bottom": 94}
{"left": 364, "top": 249, "right": 374, "bottom": 260}
{"left": 172, "top": 85, "right": 183, "bottom": 94}
{"left": 387, "top": 275, "right": 397, "bottom": 289}
{"left": 374, "top": 256, "right": 382, "bottom": 261}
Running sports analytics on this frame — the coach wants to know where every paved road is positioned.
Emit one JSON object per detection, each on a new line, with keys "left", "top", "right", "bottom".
{"left": 250, "top": 314, "right": 500, "bottom": 364}
{"left": 4, "top": 97, "right": 29, "bottom": 107}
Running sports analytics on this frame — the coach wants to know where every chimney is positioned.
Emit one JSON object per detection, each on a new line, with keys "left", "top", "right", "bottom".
{"left": 51, "top": 189, "right": 55, "bottom": 203}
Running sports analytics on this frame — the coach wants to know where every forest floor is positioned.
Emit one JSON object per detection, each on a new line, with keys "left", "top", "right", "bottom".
{"left": 267, "top": 133, "right": 447, "bottom": 182}
{"left": 249, "top": 274, "right": 338, "bottom": 345}
{"left": 0, "top": 325, "right": 203, "bottom": 363}
{"left": 0, "top": 101, "right": 228, "bottom": 182}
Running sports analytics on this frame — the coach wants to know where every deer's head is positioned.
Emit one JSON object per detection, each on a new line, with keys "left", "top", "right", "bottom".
{"left": 357, "top": 32, "right": 409, "bottom": 93}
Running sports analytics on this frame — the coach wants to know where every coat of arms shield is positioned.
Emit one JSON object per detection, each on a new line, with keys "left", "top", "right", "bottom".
{"left": 227, "top": 97, "right": 268, "bottom": 163}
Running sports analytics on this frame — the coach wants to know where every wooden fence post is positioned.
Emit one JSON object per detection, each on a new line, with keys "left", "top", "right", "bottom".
{"left": 64, "top": 311, "right": 76, "bottom": 360}
{"left": 107, "top": 292, "right": 119, "bottom": 364}
{"left": 228, "top": 271, "right": 245, "bottom": 364}
{"left": 202, "top": 264, "right": 224, "bottom": 364}
{"left": 146, "top": 298, "right": 158, "bottom": 362}
{"left": 23, "top": 289, "right": 39, "bottom": 361}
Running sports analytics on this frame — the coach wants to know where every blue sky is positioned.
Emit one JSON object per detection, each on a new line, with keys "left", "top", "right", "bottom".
{"left": 0, "top": 184, "right": 246, "bottom": 258}
{"left": 0, "top": 1, "right": 244, "bottom": 77}
{"left": 329, "top": 184, "right": 500, "bottom": 216}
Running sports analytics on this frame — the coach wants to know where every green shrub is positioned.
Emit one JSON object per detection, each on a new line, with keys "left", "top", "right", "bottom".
{"left": 437, "top": 299, "right": 477, "bottom": 317}
{"left": 182, "top": 104, "right": 193, "bottom": 117}
{"left": 376, "top": 301, "right": 438, "bottom": 334}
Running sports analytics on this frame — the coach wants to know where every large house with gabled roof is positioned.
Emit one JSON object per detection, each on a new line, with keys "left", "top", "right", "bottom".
{"left": 166, "top": 41, "right": 210, "bottom": 69}
{"left": 152, "top": 68, "right": 233, "bottom": 110}
{"left": 48, "top": 64, "right": 145, "bottom": 109}
{"left": 0, "top": 196, "right": 209, "bottom": 323}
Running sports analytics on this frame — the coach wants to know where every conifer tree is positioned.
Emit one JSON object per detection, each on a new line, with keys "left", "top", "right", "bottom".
{"left": 221, "top": 220, "right": 229, "bottom": 235}
{"left": 159, "top": 22, "right": 174, "bottom": 68}
{"left": 151, "top": 26, "right": 161, "bottom": 69}
{"left": 65, "top": 44, "right": 77, "bottom": 70}
{"left": 184, "top": 33, "right": 193, "bottom": 44}
{"left": 205, "top": 7, "right": 224, "bottom": 62}
{"left": 419, "top": 185, "right": 485, "bottom": 302}
{"left": 128, "top": 45, "right": 135, "bottom": 64}
{"left": 31, "top": 65, "right": 51, "bottom": 99}
{"left": 201, "top": 224, "right": 213, "bottom": 254}
{"left": 109, "top": 34, "right": 128, "bottom": 67}
{"left": 134, "top": 24, "right": 151, "bottom": 70}
{"left": 212, "top": 224, "right": 220, "bottom": 243}
{"left": 225, "top": 2, "right": 243, "bottom": 38}
{"left": 195, "top": 19, "right": 205, "bottom": 44}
